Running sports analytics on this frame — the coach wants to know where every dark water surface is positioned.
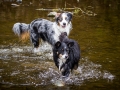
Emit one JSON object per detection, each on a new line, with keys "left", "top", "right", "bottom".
{"left": 0, "top": 0, "right": 120, "bottom": 90}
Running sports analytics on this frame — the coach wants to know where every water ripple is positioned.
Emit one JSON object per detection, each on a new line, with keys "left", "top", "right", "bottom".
{"left": 0, "top": 43, "right": 115, "bottom": 86}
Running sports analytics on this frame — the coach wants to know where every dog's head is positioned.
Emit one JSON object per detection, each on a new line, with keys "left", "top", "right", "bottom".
{"left": 55, "top": 12, "right": 72, "bottom": 28}
{"left": 54, "top": 41, "right": 74, "bottom": 77}
{"left": 55, "top": 41, "right": 70, "bottom": 60}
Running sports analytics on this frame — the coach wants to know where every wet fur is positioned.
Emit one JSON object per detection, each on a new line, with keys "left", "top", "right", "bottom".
{"left": 53, "top": 32, "right": 80, "bottom": 77}
{"left": 20, "top": 31, "right": 30, "bottom": 42}
{"left": 12, "top": 12, "right": 72, "bottom": 53}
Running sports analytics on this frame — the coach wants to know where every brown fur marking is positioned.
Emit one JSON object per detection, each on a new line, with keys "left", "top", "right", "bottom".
{"left": 20, "top": 31, "right": 30, "bottom": 42}
{"left": 59, "top": 54, "right": 63, "bottom": 58}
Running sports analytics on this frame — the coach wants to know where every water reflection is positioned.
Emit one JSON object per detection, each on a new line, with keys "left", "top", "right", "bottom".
{"left": 0, "top": 42, "right": 115, "bottom": 87}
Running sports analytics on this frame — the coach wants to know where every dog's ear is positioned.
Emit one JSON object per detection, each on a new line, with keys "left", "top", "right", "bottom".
{"left": 67, "top": 42, "right": 74, "bottom": 47}
{"left": 55, "top": 13, "right": 61, "bottom": 24}
{"left": 55, "top": 41, "right": 61, "bottom": 48}
{"left": 67, "top": 12, "right": 73, "bottom": 21}
{"left": 55, "top": 13, "right": 61, "bottom": 18}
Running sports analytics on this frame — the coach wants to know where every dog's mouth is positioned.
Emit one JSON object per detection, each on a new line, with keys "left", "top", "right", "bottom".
{"left": 61, "top": 23, "right": 67, "bottom": 28}
{"left": 61, "top": 25, "right": 66, "bottom": 28}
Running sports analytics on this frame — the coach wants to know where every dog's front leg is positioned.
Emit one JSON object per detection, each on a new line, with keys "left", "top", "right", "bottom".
{"left": 30, "top": 29, "right": 40, "bottom": 53}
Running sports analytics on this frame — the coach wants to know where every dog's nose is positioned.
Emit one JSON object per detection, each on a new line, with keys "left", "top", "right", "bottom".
{"left": 63, "top": 23, "right": 66, "bottom": 26}
{"left": 65, "top": 56, "right": 68, "bottom": 59}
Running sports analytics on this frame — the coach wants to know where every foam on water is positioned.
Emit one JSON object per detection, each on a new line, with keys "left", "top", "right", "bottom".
{"left": 41, "top": 59, "right": 115, "bottom": 85}
{"left": 0, "top": 43, "right": 115, "bottom": 86}
{"left": 0, "top": 42, "right": 53, "bottom": 60}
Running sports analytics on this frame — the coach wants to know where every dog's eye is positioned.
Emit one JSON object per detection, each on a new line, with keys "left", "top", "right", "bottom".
{"left": 65, "top": 17, "right": 68, "bottom": 20}
{"left": 59, "top": 18, "right": 62, "bottom": 22}
{"left": 61, "top": 49, "right": 64, "bottom": 51}
{"left": 66, "top": 49, "right": 69, "bottom": 51}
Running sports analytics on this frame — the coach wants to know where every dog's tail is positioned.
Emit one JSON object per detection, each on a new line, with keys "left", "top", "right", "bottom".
{"left": 12, "top": 23, "right": 30, "bottom": 42}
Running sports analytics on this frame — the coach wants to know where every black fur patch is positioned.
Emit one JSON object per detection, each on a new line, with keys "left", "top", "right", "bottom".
{"left": 53, "top": 33, "right": 80, "bottom": 77}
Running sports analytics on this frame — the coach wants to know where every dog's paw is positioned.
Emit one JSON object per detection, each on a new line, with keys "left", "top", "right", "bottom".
{"left": 33, "top": 48, "right": 40, "bottom": 53}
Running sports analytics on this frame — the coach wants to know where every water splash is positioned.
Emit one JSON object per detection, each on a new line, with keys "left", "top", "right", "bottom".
{"left": 0, "top": 43, "right": 115, "bottom": 86}
{"left": 39, "top": 58, "right": 115, "bottom": 85}
{"left": 0, "top": 42, "right": 52, "bottom": 60}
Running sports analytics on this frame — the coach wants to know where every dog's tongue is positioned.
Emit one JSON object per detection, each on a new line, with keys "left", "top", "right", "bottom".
{"left": 62, "top": 25, "right": 66, "bottom": 28}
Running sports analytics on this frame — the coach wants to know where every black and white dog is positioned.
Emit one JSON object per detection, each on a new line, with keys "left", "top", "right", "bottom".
{"left": 53, "top": 32, "right": 80, "bottom": 77}
{"left": 13, "top": 12, "right": 72, "bottom": 53}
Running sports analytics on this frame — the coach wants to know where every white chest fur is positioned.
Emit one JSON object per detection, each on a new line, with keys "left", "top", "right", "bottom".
{"left": 58, "top": 58, "right": 66, "bottom": 71}
{"left": 52, "top": 22, "right": 72, "bottom": 42}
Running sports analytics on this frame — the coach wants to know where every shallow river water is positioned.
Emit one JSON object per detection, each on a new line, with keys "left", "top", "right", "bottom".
{"left": 0, "top": 0, "right": 120, "bottom": 90}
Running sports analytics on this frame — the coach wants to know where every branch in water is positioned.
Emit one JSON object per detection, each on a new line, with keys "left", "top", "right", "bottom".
{"left": 36, "top": 7, "right": 97, "bottom": 17}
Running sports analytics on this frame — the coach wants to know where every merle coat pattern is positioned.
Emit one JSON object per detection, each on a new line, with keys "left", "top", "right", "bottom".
{"left": 13, "top": 12, "right": 72, "bottom": 53}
